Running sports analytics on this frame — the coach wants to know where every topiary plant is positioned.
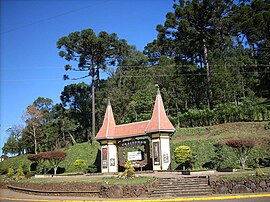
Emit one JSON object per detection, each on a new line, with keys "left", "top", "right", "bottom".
{"left": 15, "top": 165, "right": 25, "bottom": 179}
{"left": 7, "top": 168, "right": 14, "bottom": 178}
{"left": 74, "top": 159, "right": 86, "bottom": 174}
{"left": 174, "top": 145, "right": 193, "bottom": 170}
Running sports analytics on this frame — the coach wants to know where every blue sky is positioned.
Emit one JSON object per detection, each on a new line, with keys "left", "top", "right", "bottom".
{"left": 0, "top": 0, "right": 173, "bottom": 154}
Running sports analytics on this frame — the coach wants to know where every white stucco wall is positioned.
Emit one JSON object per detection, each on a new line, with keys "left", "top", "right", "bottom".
{"left": 101, "top": 140, "right": 118, "bottom": 173}
{"left": 107, "top": 142, "right": 118, "bottom": 173}
{"left": 160, "top": 135, "right": 171, "bottom": 170}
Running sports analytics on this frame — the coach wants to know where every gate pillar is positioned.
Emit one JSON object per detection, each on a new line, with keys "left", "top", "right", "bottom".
{"left": 151, "top": 133, "right": 171, "bottom": 171}
{"left": 100, "top": 140, "right": 118, "bottom": 173}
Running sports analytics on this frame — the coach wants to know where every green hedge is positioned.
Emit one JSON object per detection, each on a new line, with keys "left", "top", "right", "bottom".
{"left": 173, "top": 100, "right": 270, "bottom": 128}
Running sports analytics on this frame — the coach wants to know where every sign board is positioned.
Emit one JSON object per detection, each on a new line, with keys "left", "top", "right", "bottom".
{"left": 102, "top": 148, "right": 107, "bottom": 168}
{"left": 127, "top": 151, "right": 142, "bottom": 161}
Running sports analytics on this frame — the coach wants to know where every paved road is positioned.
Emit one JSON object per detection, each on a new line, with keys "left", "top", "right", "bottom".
{"left": 1, "top": 189, "right": 270, "bottom": 202}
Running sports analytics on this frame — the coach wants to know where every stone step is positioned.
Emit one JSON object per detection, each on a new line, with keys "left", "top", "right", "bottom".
{"left": 152, "top": 189, "right": 213, "bottom": 194}
{"left": 157, "top": 185, "right": 209, "bottom": 190}
{"left": 151, "top": 190, "right": 213, "bottom": 197}
{"left": 151, "top": 176, "right": 212, "bottom": 197}
{"left": 154, "top": 186, "right": 212, "bottom": 192}
{"left": 158, "top": 183, "right": 209, "bottom": 186}
{"left": 154, "top": 186, "right": 212, "bottom": 190}
{"left": 160, "top": 179, "right": 208, "bottom": 182}
{"left": 157, "top": 182, "right": 208, "bottom": 186}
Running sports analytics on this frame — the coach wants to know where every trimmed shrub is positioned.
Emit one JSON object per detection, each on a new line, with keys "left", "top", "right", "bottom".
{"left": 7, "top": 168, "right": 14, "bottom": 177}
{"left": 174, "top": 145, "right": 194, "bottom": 170}
{"left": 74, "top": 159, "right": 86, "bottom": 173}
{"left": 15, "top": 165, "right": 25, "bottom": 179}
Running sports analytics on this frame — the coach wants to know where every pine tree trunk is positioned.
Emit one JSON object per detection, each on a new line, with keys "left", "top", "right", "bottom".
{"left": 91, "top": 66, "right": 95, "bottom": 143}
{"left": 203, "top": 39, "right": 213, "bottom": 109}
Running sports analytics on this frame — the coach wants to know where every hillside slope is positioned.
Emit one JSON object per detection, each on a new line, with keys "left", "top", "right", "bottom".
{"left": 171, "top": 121, "right": 270, "bottom": 170}
{"left": 1, "top": 122, "right": 269, "bottom": 173}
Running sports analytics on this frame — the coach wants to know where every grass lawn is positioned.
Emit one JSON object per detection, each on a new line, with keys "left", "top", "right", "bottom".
{"left": 0, "top": 175, "right": 155, "bottom": 185}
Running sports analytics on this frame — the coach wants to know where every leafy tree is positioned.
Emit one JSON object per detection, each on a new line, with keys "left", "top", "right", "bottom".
{"left": 43, "top": 151, "right": 67, "bottom": 175}
{"left": 33, "top": 97, "right": 54, "bottom": 121}
{"left": 57, "top": 28, "right": 130, "bottom": 141}
{"left": 60, "top": 82, "right": 91, "bottom": 142}
{"left": 226, "top": 138, "right": 256, "bottom": 169}
{"left": 22, "top": 105, "right": 45, "bottom": 154}
{"left": 2, "top": 125, "right": 24, "bottom": 156}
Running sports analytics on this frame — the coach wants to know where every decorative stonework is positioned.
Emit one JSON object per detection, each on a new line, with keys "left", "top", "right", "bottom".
{"left": 210, "top": 177, "right": 270, "bottom": 194}
{"left": 99, "top": 184, "right": 155, "bottom": 198}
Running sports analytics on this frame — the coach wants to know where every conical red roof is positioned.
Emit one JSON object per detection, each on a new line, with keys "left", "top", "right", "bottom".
{"left": 96, "top": 88, "right": 175, "bottom": 140}
{"left": 96, "top": 100, "right": 116, "bottom": 140}
{"left": 145, "top": 88, "right": 175, "bottom": 133}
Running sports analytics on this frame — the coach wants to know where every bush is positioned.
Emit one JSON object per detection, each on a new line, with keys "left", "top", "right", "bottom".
{"left": 174, "top": 145, "right": 194, "bottom": 170}
{"left": 87, "top": 165, "right": 97, "bottom": 173}
{"left": 15, "top": 166, "right": 25, "bottom": 179}
{"left": 74, "top": 159, "right": 86, "bottom": 173}
{"left": 203, "top": 142, "right": 226, "bottom": 170}
{"left": 119, "top": 161, "right": 135, "bottom": 178}
{"left": 255, "top": 168, "right": 264, "bottom": 177}
{"left": 7, "top": 168, "right": 14, "bottom": 177}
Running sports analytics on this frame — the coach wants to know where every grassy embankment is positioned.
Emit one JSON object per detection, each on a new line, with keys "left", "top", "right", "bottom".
{"left": 1, "top": 122, "right": 269, "bottom": 174}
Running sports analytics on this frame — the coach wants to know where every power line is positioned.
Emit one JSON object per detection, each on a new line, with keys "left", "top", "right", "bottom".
{"left": 2, "top": 70, "right": 269, "bottom": 82}
{"left": 0, "top": 0, "right": 112, "bottom": 35}
{"left": 120, "top": 71, "right": 270, "bottom": 78}
{"left": 1, "top": 64, "right": 269, "bottom": 71}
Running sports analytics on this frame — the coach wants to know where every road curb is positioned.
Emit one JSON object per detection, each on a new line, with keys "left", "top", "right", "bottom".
{"left": 1, "top": 193, "right": 270, "bottom": 202}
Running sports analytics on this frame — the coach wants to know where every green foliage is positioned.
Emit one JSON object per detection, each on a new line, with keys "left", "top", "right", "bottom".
{"left": 255, "top": 168, "right": 264, "bottom": 177}
{"left": 2, "top": 125, "right": 24, "bottom": 156}
{"left": 15, "top": 166, "right": 25, "bottom": 179}
{"left": 0, "top": 155, "right": 31, "bottom": 175}
{"left": 86, "top": 165, "right": 97, "bottom": 173}
{"left": 203, "top": 143, "right": 226, "bottom": 170}
{"left": 7, "top": 168, "right": 15, "bottom": 177}
{"left": 74, "top": 159, "right": 86, "bottom": 173}
{"left": 60, "top": 142, "right": 100, "bottom": 173}
{"left": 177, "top": 101, "right": 270, "bottom": 128}
{"left": 119, "top": 161, "right": 135, "bottom": 179}
{"left": 174, "top": 145, "right": 194, "bottom": 170}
